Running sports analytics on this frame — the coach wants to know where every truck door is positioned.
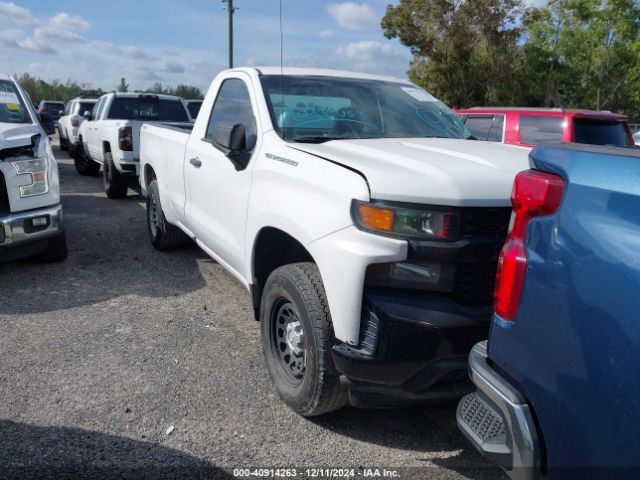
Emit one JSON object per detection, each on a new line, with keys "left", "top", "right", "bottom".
{"left": 184, "top": 74, "right": 258, "bottom": 278}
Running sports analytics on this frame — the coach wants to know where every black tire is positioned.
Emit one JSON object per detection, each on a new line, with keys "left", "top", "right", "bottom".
{"left": 146, "top": 180, "right": 185, "bottom": 251}
{"left": 261, "top": 262, "right": 348, "bottom": 417}
{"left": 74, "top": 152, "right": 101, "bottom": 176}
{"left": 103, "top": 151, "right": 128, "bottom": 199}
{"left": 35, "top": 232, "right": 68, "bottom": 262}
{"left": 58, "top": 128, "right": 68, "bottom": 151}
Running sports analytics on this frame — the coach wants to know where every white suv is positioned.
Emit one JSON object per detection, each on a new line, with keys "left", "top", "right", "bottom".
{"left": 58, "top": 97, "right": 98, "bottom": 155}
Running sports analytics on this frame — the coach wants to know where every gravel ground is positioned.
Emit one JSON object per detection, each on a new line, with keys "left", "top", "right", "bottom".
{"left": 0, "top": 139, "right": 506, "bottom": 480}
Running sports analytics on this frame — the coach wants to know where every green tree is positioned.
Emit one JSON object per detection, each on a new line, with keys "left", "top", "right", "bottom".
{"left": 117, "top": 78, "right": 129, "bottom": 93}
{"left": 524, "top": 0, "right": 640, "bottom": 116}
{"left": 382, "top": 0, "right": 529, "bottom": 107}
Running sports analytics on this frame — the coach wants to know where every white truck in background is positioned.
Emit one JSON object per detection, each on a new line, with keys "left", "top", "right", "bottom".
{"left": 140, "top": 67, "right": 530, "bottom": 416}
{"left": 0, "top": 74, "right": 67, "bottom": 263}
{"left": 57, "top": 96, "right": 98, "bottom": 156}
{"left": 76, "top": 92, "right": 191, "bottom": 198}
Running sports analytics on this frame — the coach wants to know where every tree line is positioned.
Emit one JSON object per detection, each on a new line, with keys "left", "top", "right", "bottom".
{"left": 15, "top": 73, "right": 204, "bottom": 105}
{"left": 382, "top": 0, "right": 640, "bottom": 120}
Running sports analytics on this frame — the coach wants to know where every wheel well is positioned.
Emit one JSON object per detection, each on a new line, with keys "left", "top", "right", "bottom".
{"left": 251, "top": 228, "right": 314, "bottom": 320}
{"left": 144, "top": 164, "right": 156, "bottom": 189}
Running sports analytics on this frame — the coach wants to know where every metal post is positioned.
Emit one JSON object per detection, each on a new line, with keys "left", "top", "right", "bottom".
{"left": 225, "top": 0, "right": 234, "bottom": 69}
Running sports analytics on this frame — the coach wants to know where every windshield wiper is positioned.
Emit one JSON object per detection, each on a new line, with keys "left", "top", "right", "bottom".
{"left": 291, "top": 136, "right": 351, "bottom": 144}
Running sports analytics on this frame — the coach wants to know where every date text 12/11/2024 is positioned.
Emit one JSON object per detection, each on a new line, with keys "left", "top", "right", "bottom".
{"left": 232, "top": 468, "right": 401, "bottom": 478}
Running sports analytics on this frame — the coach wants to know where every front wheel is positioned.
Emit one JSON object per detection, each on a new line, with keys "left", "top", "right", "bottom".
{"left": 74, "top": 152, "right": 100, "bottom": 176}
{"left": 261, "top": 263, "right": 347, "bottom": 417}
{"left": 35, "top": 232, "right": 68, "bottom": 263}
{"left": 103, "top": 152, "right": 128, "bottom": 199}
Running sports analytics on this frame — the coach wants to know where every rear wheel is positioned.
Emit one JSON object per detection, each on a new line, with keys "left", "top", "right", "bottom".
{"left": 146, "top": 180, "right": 185, "bottom": 251}
{"left": 261, "top": 263, "right": 347, "bottom": 417}
{"left": 103, "top": 152, "right": 128, "bottom": 199}
{"left": 58, "top": 127, "right": 68, "bottom": 151}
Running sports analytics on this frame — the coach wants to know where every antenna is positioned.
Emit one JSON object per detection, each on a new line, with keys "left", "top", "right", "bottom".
{"left": 280, "top": 0, "right": 285, "bottom": 140}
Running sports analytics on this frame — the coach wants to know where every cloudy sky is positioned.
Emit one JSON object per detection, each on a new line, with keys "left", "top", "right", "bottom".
{"left": 0, "top": 1, "right": 411, "bottom": 91}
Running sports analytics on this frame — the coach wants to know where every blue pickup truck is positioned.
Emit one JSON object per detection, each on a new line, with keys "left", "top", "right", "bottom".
{"left": 456, "top": 143, "right": 640, "bottom": 480}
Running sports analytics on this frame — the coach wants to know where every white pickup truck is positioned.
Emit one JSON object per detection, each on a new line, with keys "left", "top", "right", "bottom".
{"left": 77, "top": 92, "right": 191, "bottom": 198}
{"left": 57, "top": 96, "right": 98, "bottom": 155}
{"left": 0, "top": 74, "right": 67, "bottom": 262}
{"left": 140, "top": 67, "right": 530, "bottom": 416}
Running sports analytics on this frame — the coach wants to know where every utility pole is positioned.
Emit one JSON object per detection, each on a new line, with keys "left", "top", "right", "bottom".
{"left": 222, "top": 0, "right": 236, "bottom": 68}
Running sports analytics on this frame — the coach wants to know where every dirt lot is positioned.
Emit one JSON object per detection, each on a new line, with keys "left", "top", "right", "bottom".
{"left": 0, "top": 139, "right": 505, "bottom": 479}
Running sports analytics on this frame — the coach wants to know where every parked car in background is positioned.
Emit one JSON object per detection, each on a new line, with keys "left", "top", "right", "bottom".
{"left": 457, "top": 107, "right": 634, "bottom": 148}
{"left": 76, "top": 92, "right": 191, "bottom": 198}
{"left": 185, "top": 100, "right": 203, "bottom": 120}
{"left": 37, "top": 100, "right": 65, "bottom": 124}
{"left": 0, "top": 74, "right": 67, "bottom": 262}
{"left": 633, "top": 130, "right": 640, "bottom": 146}
{"left": 57, "top": 96, "right": 98, "bottom": 154}
{"left": 457, "top": 143, "right": 640, "bottom": 479}
{"left": 140, "top": 66, "right": 531, "bottom": 417}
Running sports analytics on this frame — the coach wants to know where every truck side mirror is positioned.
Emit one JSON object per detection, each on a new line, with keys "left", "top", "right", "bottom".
{"left": 38, "top": 112, "right": 56, "bottom": 135}
{"left": 213, "top": 123, "right": 246, "bottom": 155}
{"left": 59, "top": 110, "right": 64, "bottom": 116}
{"left": 83, "top": 110, "right": 93, "bottom": 120}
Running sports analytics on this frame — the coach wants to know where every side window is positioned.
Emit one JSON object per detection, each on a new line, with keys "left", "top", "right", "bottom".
{"left": 519, "top": 115, "right": 564, "bottom": 145}
{"left": 487, "top": 115, "right": 505, "bottom": 142}
{"left": 65, "top": 102, "right": 73, "bottom": 115}
{"left": 206, "top": 79, "right": 256, "bottom": 152}
{"left": 464, "top": 115, "right": 494, "bottom": 141}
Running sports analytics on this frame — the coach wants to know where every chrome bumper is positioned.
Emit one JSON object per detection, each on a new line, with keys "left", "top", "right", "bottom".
{"left": 0, "top": 204, "right": 63, "bottom": 246}
{"left": 456, "top": 342, "right": 541, "bottom": 480}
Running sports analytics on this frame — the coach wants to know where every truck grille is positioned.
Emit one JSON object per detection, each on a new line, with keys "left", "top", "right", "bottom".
{"left": 460, "top": 207, "right": 511, "bottom": 237}
{"left": 0, "top": 170, "right": 9, "bottom": 214}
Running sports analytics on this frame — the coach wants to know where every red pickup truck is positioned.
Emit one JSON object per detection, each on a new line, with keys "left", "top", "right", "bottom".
{"left": 456, "top": 107, "right": 634, "bottom": 148}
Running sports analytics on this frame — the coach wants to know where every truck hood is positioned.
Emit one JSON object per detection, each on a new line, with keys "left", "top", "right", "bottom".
{"left": 289, "top": 138, "right": 531, "bottom": 206}
{"left": 0, "top": 122, "right": 40, "bottom": 152}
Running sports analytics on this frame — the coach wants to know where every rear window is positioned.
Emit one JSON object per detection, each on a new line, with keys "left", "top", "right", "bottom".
{"left": 77, "top": 102, "right": 97, "bottom": 115}
{"left": 463, "top": 115, "right": 504, "bottom": 142}
{"left": 42, "top": 102, "right": 64, "bottom": 112}
{"left": 187, "top": 101, "right": 202, "bottom": 118}
{"left": 107, "top": 96, "right": 188, "bottom": 122}
{"left": 519, "top": 115, "right": 564, "bottom": 144}
{"left": 574, "top": 118, "right": 630, "bottom": 147}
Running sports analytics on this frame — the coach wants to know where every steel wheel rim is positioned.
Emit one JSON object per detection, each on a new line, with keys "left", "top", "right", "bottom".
{"left": 149, "top": 196, "right": 159, "bottom": 237}
{"left": 271, "top": 299, "right": 306, "bottom": 385}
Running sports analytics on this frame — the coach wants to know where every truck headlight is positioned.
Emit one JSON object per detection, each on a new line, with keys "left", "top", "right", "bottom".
{"left": 12, "top": 157, "right": 49, "bottom": 197}
{"left": 352, "top": 200, "right": 460, "bottom": 241}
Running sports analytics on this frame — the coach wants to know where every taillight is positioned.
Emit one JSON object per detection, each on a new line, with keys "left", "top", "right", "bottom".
{"left": 494, "top": 170, "right": 564, "bottom": 320}
{"left": 118, "top": 126, "right": 133, "bottom": 151}
{"left": 71, "top": 118, "right": 80, "bottom": 127}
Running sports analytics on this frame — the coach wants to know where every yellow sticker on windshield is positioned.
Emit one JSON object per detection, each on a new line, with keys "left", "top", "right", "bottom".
{"left": 6, "top": 103, "right": 20, "bottom": 111}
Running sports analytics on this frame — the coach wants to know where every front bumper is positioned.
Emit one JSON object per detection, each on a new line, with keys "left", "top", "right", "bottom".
{"left": 0, "top": 204, "right": 63, "bottom": 260}
{"left": 456, "top": 342, "right": 541, "bottom": 480}
{"left": 332, "top": 292, "right": 492, "bottom": 408}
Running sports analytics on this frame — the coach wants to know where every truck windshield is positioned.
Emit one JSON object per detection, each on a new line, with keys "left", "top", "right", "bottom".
{"left": 260, "top": 75, "right": 470, "bottom": 142}
{"left": 107, "top": 97, "right": 189, "bottom": 122}
{"left": 574, "top": 118, "right": 631, "bottom": 147}
{"left": 0, "top": 79, "right": 32, "bottom": 124}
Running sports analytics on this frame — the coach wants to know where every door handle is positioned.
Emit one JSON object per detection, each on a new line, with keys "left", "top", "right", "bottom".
{"left": 190, "top": 157, "right": 202, "bottom": 168}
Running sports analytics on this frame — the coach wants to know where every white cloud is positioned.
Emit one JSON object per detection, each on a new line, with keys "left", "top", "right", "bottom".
{"left": 35, "top": 25, "right": 85, "bottom": 42}
{"left": 327, "top": 2, "right": 379, "bottom": 31}
{"left": 48, "top": 13, "right": 90, "bottom": 31}
{"left": 334, "top": 41, "right": 408, "bottom": 77}
{"left": 16, "top": 37, "right": 57, "bottom": 55}
{"left": 318, "top": 29, "right": 334, "bottom": 39}
{"left": 0, "top": 2, "right": 36, "bottom": 26}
